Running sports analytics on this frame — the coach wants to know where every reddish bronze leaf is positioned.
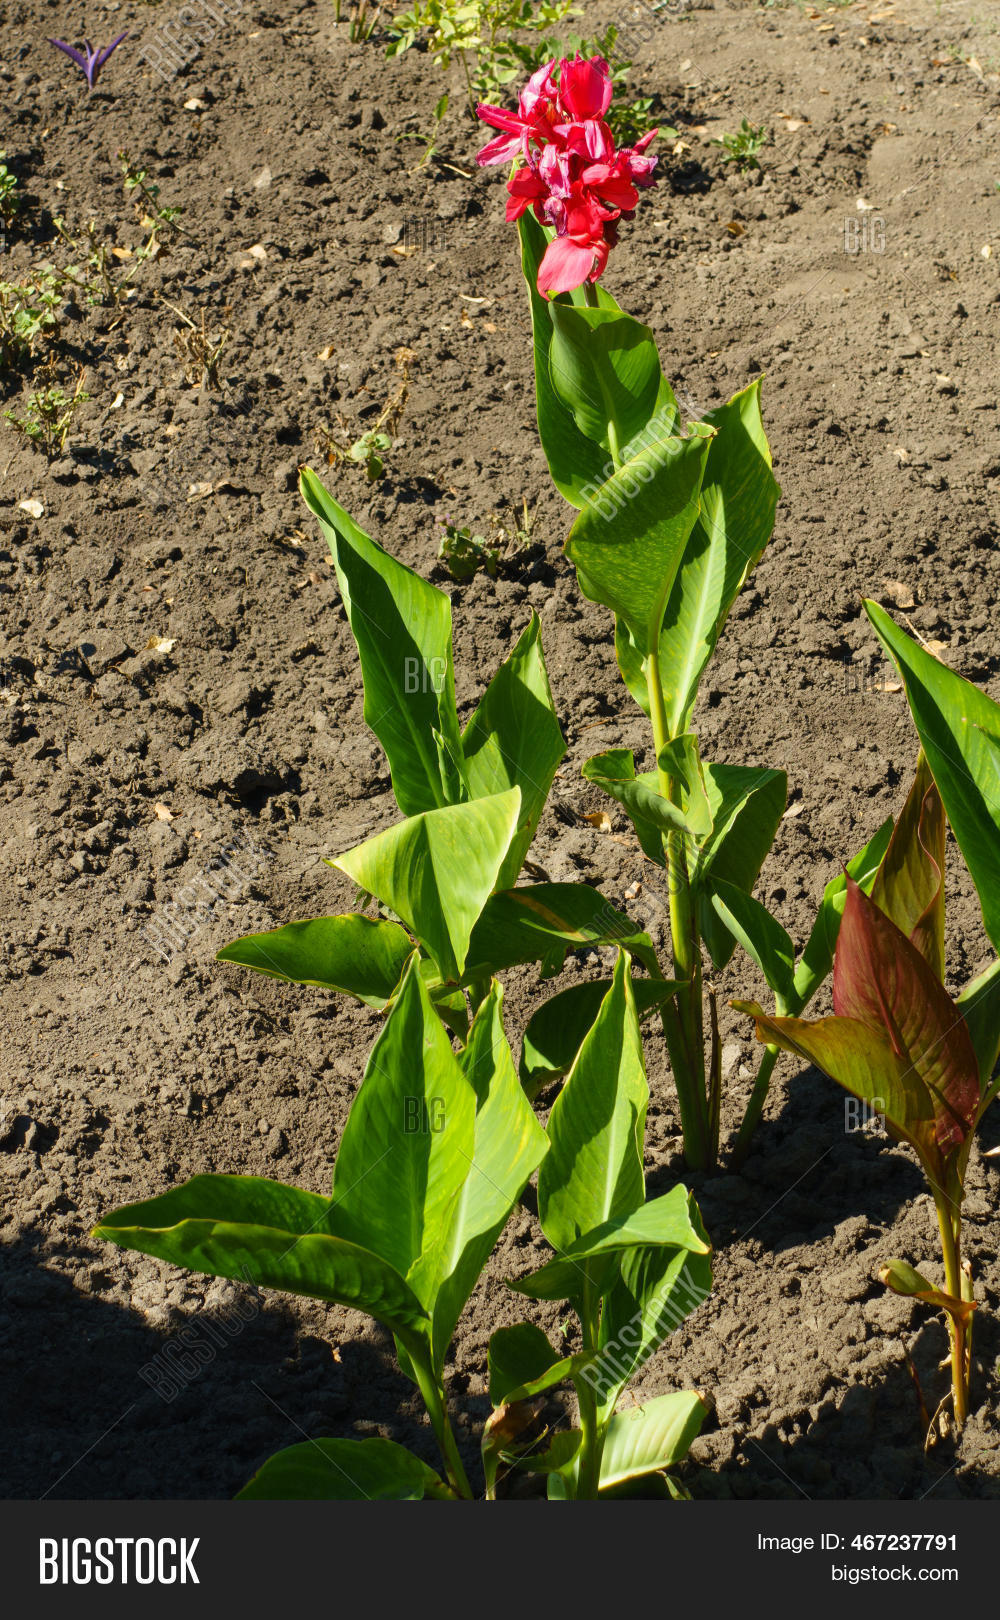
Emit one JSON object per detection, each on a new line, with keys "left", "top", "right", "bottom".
{"left": 833, "top": 878, "right": 978, "bottom": 1151}
{"left": 871, "top": 754, "right": 945, "bottom": 981}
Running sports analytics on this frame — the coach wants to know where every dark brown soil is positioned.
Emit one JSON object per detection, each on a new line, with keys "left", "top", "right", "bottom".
{"left": 2, "top": 0, "right": 1000, "bottom": 1500}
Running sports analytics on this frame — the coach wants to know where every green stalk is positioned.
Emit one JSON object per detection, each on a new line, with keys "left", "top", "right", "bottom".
{"left": 646, "top": 647, "right": 710, "bottom": 1170}
{"left": 933, "top": 1192, "right": 968, "bottom": 1428}
{"left": 575, "top": 1278, "right": 604, "bottom": 1499}
{"left": 729, "top": 1044, "right": 780, "bottom": 1169}
{"left": 413, "top": 1358, "right": 475, "bottom": 1499}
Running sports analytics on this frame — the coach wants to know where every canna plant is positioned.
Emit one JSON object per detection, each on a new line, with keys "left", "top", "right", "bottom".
{"left": 477, "top": 54, "right": 887, "bottom": 1167}
{"left": 737, "top": 748, "right": 1000, "bottom": 1430}
{"left": 95, "top": 952, "right": 710, "bottom": 1499}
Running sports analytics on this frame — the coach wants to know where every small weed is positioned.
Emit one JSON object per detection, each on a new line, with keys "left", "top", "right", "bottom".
{"left": 0, "top": 152, "right": 22, "bottom": 232}
{"left": 5, "top": 368, "right": 90, "bottom": 456}
{"left": 0, "top": 270, "right": 62, "bottom": 369}
{"left": 437, "top": 497, "right": 534, "bottom": 580}
{"left": 712, "top": 119, "right": 770, "bottom": 170}
{"left": 169, "top": 304, "right": 232, "bottom": 389}
{"left": 317, "top": 348, "right": 414, "bottom": 480}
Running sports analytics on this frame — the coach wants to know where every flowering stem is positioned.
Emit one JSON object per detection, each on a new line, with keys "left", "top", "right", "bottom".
{"left": 647, "top": 647, "right": 710, "bottom": 1171}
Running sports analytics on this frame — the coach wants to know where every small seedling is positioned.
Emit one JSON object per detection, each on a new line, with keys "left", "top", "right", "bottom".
{"left": 0, "top": 152, "right": 22, "bottom": 232}
{"left": 5, "top": 369, "right": 90, "bottom": 456}
{"left": 119, "top": 151, "right": 192, "bottom": 244}
{"left": 48, "top": 33, "right": 129, "bottom": 90}
{"left": 712, "top": 119, "right": 770, "bottom": 170}
{"left": 317, "top": 348, "right": 413, "bottom": 479}
{"left": 349, "top": 0, "right": 383, "bottom": 40}
{"left": 0, "top": 270, "right": 62, "bottom": 369}
{"left": 438, "top": 520, "right": 501, "bottom": 579}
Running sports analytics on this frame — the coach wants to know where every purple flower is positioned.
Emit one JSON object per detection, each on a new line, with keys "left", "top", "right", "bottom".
{"left": 48, "top": 32, "right": 129, "bottom": 90}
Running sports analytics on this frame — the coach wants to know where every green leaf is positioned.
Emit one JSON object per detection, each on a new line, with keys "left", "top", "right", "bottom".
{"left": 237, "top": 1438, "right": 445, "bottom": 1501}
{"left": 216, "top": 914, "right": 413, "bottom": 1008}
{"left": 517, "top": 213, "right": 672, "bottom": 508}
{"left": 598, "top": 1391, "right": 707, "bottom": 1489}
{"left": 582, "top": 748, "right": 692, "bottom": 865}
{"left": 865, "top": 599, "right": 1000, "bottom": 953}
{"left": 299, "top": 467, "right": 464, "bottom": 815}
{"left": 520, "top": 977, "right": 677, "bottom": 1099}
{"left": 709, "top": 881, "right": 795, "bottom": 1010}
{"left": 791, "top": 816, "right": 893, "bottom": 1012}
{"left": 656, "top": 734, "right": 714, "bottom": 838}
{"left": 548, "top": 302, "right": 667, "bottom": 467}
{"left": 93, "top": 1175, "right": 429, "bottom": 1340}
{"left": 514, "top": 1187, "right": 710, "bottom": 1303}
{"left": 956, "top": 958, "right": 1000, "bottom": 1096}
{"left": 465, "top": 882, "right": 659, "bottom": 981}
{"left": 870, "top": 754, "right": 945, "bottom": 981}
{"left": 460, "top": 612, "right": 565, "bottom": 890}
{"left": 653, "top": 380, "right": 779, "bottom": 738}
{"left": 694, "top": 762, "right": 787, "bottom": 970}
{"left": 429, "top": 983, "right": 549, "bottom": 1370}
{"left": 538, "top": 952, "right": 648, "bottom": 1254}
{"left": 488, "top": 1322, "right": 560, "bottom": 1407}
{"left": 330, "top": 955, "right": 476, "bottom": 1309}
{"left": 511, "top": 1430, "right": 583, "bottom": 1476}
{"left": 333, "top": 789, "right": 522, "bottom": 982}
{"left": 596, "top": 1241, "right": 712, "bottom": 1410}
{"left": 565, "top": 429, "right": 712, "bottom": 654}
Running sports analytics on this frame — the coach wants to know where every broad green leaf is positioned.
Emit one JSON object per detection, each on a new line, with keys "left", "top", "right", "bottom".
{"left": 331, "top": 955, "right": 476, "bottom": 1308}
{"left": 709, "top": 880, "right": 795, "bottom": 1010}
{"left": 694, "top": 762, "right": 787, "bottom": 970}
{"left": 300, "top": 468, "right": 464, "bottom": 815}
{"left": 333, "top": 789, "right": 522, "bottom": 982}
{"left": 956, "top": 957, "right": 1000, "bottom": 1095}
{"left": 598, "top": 1391, "right": 707, "bottom": 1489}
{"left": 237, "top": 1438, "right": 445, "bottom": 1501}
{"left": 510, "top": 1431, "right": 583, "bottom": 1476}
{"left": 94, "top": 1175, "right": 429, "bottom": 1341}
{"left": 832, "top": 880, "right": 978, "bottom": 1152}
{"left": 513, "top": 1187, "right": 710, "bottom": 1303}
{"left": 460, "top": 612, "right": 564, "bottom": 890}
{"left": 595, "top": 1239, "right": 712, "bottom": 1411}
{"left": 791, "top": 816, "right": 893, "bottom": 1011}
{"left": 736, "top": 1002, "right": 940, "bottom": 1169}
{"left": 538, "top": 952, "right": 648, "bottom": 1254}
{"left": 565, "top": 429, "right": 712, "bottom": 654}
{"left": 612, "top": 382, "right": 779, "bottom": 731}
{"left": 878, "top": 1259, "right": 976, "bottom": 1326}
{"left": 517, "top": 213, "right": 676, "bottom": 507}
{"left": 520, "top": 977, "right": 677, "bottom": 1099}
{"left": 465, "top": 882, "right": 659, "bottom": 981}
{"left": 658, "top": 381, "right": 779, "bottom": 737}
{"left": 429, "top": 984, "right": 549, "bottom": 1370}
{"left": 488, "top": 1322, "right": 560, "bottom": 1407}
{"left": 216, "top": 914, "right": 413, "bottom": 1008}
{"left": 582, "top": 748, "right": 692, "bottom": 865}
{"left": 865, "top": 600, "right": 1000, "bottom": 953}
{"left": 870, "top": 754, "right": 945, "bottom": 981}
{"left": 548, "top": 302, "right": 667, "bottom": 467}
{"left": 657, "top": 734, "right": 714, "bottom": 838}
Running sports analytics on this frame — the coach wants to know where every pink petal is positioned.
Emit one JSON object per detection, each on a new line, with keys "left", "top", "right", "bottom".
{"left": 537, "top": 234, "right": 603, "bottom": 297}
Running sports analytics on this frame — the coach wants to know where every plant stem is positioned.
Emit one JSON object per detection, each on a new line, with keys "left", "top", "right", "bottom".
{"left": 575, "top": 1280, "right": 604, "bottom": 1499}
{"left": 413, "top": 1359, "right": 475, "bottom": 1498}
{"left": 729, "top": 1044, "right": 780, "bottom": 1169}
{"left": 646, "top": 647, "right": 710, "bottom": 1170}
{"left": 583, "top": 281, "right": 599, "bottom": 308}
{"left": 934, "top": 1192, "right": 968, "bottom": 1428}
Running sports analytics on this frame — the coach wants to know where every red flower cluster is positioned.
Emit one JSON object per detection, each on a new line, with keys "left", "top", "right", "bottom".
{"left": 476, "top": 56, "right": 658, "bottom": 297}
